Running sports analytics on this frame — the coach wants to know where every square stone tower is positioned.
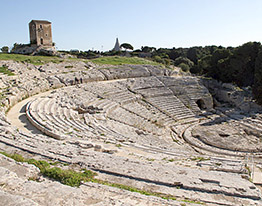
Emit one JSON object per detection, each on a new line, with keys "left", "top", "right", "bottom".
{"left": 29, "top": 20, "right": 52, "bottom": 46}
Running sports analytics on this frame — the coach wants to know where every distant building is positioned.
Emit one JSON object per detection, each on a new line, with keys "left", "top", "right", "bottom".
{"left": 12, "top": 20, "right": 55, "bottom": 55}
{"left": 29, "top": 20, "right": 53, "bottom": 46}
{"left": 112, "top": 38, "right": 120, "bottom": 51}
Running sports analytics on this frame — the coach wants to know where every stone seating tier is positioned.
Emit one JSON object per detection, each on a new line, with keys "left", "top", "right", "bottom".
{"left": 135, "top": 87, "right": 173, "bottom": 98}
{"left": 122, "top": 101, "right": 174, "bottom": 126}
{"left": 107, "top": 107, "right": 161, "bottom": 135}
{"left": 25, "top": 75, "right": 213, "bottom": 143}
{"left": 146, "top": 96, "right": 195, "bottom": 120}
{"left": 102, "top": 90, "right": 138, "bottom": 104}
{"left": 125, "top": 76, "right": 164, "bottom": 90}
{"left": 137, "top": 100, "right": 178, "bottom": 126}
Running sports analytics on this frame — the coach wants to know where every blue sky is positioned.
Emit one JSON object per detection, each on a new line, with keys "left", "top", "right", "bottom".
{"left": 1, "top": 0, "right": 262, "bottom": 51}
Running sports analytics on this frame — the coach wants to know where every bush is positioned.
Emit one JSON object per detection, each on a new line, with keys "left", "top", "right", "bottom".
{"left": 174, "top": 57, "right": 194, "bottom": 68}
{"left": 1, "top": 46, "right": 9, "bottom": 53}
{"left": 152, "top": 55, "right": 165, "bottom": 64}
{"left": 178, "top": 63, "right": 190, "bottom": 72}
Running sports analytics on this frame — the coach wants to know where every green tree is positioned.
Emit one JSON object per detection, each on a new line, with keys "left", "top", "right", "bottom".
{"left": 1, "top": 46, "right": 9, "bottom": 53}
{"left": 120, "top": 43, "right": 134, "bottom": 51}
{"left": 229, "top": 42, "right": 261, "bottom": 86}
{"left": 174, "top": 57, "right": 194, "bottom": 68}
{"left": 197, "top": 55, "right": 212, "bottom": 75}
{"left": 254, "top": 50, "right": 262, "bottom": 104}
{"left": 141, "top": 46, "right": 156, "bottom": 53}
{"left": 152, "top": 55, "right": 165, "bottom": 64}
{"left": 187, "top": 47, "right": 201, "bottom": 64}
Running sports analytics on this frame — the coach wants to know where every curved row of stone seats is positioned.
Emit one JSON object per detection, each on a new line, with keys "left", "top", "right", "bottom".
{"left": 107, "top": 106, "right": 162, "bottom": 135}
{"left": 81, "top": 81, "right": 139, "bottom": 105}
{"left": 228, "top": 115, "right": 262, "bottom": 135}
{"left": 91, "top": 116, "right": 149, "bottom": 143}
{"left": 55, "top": 107, "right": 83, "bottom": 137}
{"left": 36, "top": 98, "right": 89, "bottom": 137}
{"left": 238, "top": 118, "right": 262, "bottom": 134}
{"left": 129, "top": 65, "right": 174, "bottom": 76}
{"left": 0, "top": 127, "right": 92, "bottom": 163}
{"left": 149, "top": 77, "right": 201, "bottom": 114}
{"left": 63, "top": 106, "right": 93, "bottom": 133}
{"left": 51, "top": 102, "right": 96, "bottom": 138}
{"left": 167, "top": 85, "right": 209, "bottom": 112}
{"left": 146, "top": 95, "right": 196, "bottom": 121}
{"left": 157, "top": 76, "right": 199, "bottom": 87}
{"left": 83, "top": 81, "right": 123, "bottom": 95}
{"left": 53, "top": 69, "right": 106, "bottom": 86}
{"left": 26, "top": 101, "right": 65, "bottom": 140}
{"left": 135, "top": 87, "right": 173, "bottom": 98}
{"left": 158, "top": 76, "right": 213, "bottom": 110}
{"left": 122, "top": 101, "right": 176, "bottom": 127}
{"left": 28, "top": 98, "right": 77, "bottom": 137}
{"left": 28, "top": 98, "right": 56, "bottom": 130}
{"left": 78, "top": 78, "right": 197, "bottom": 124}
{"left": 83, "top": 114, "right": 129, "bottom": 142}
{"left": 139, "top": 101, "right": 178, "bottom": 126}
{"left": 52, "top": 88, "right": 127, "bottom": 141}
{"left": 42, "top": 99, "right": 73, "bottom": 133}
{"left": 175, "top": 94, "right": 201, "bottom": 113}
{"left": 98, "top": 65, "right": 151, "bottom": 80}
{"left": 26, "top": 97, "right": 96, "bottom": 140}
{"left": 102, "top": 90, "right": 138, "bottom": 105}
{"left": 51, "top": 94, "right": 126, "bottom": 141}
{"left": 124, "top": 76, "right": 164, "bottom": 91}
{"left": 86, "top": 98, "right": 117, "bottom": 111}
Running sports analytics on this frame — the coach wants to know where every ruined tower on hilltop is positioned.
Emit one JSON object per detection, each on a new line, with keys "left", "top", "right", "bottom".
{"left": 29, "top": 20, "right": 53, "bottom": 46}
{"left": 113, "top": 38, "right": 120, "bottom": 51}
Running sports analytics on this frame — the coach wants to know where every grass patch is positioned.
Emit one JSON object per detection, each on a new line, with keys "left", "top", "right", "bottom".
{"left": 90, "top": 56, "right": 161, "bottom": 66}
{"left": 91, "top": 179, "right": 203, "bottom": 204}
{"left": 93, "top": 179, "right": 162, "bottom": 196}
{"left": 44, "top": 167, "right": 96, "bottom": 187}
{"left": 0, "top": 152, "right": 96, "bottom": 187}
{"left": 0, "top": 53, "right": 69, "bottom": 65}
{"left": 0, "top": 66, "right": 15, "bottom": 76}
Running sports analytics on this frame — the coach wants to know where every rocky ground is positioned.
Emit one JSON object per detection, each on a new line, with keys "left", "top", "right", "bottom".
{"left": 0, "top": 59, "right": 262, "bottom": 205}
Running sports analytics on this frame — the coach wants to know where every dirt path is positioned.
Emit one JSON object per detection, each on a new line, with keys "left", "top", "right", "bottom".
{"left": 6, "top": 90, "right": 53, "bottom": 134}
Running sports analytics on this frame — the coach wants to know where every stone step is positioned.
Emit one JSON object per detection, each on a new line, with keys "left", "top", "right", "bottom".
{"left": 44, "top": 99, "right": 72, "bottom": 132}
{"left": 27, "top": 99, "right": 53, "bottom": 130}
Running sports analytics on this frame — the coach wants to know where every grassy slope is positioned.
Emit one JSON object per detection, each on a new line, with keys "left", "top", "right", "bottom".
{"left": 0, "top": 54, "right": 161, "bottom": 67}
{"left": 90, "top": 56, "right": 161, "bottom": 66}
{"left": 0, "top": 53, "right": 65, "bottom": 65}
{"left": 0, "top": 66, "right": 15, "bottom": 76}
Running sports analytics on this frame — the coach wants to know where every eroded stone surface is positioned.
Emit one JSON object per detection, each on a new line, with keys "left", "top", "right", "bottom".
{"left": 192, "top": 124, "right": 262, "bottom": 152}
{"left": 0, "top": 60, "right": 262, "bottom": 205}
